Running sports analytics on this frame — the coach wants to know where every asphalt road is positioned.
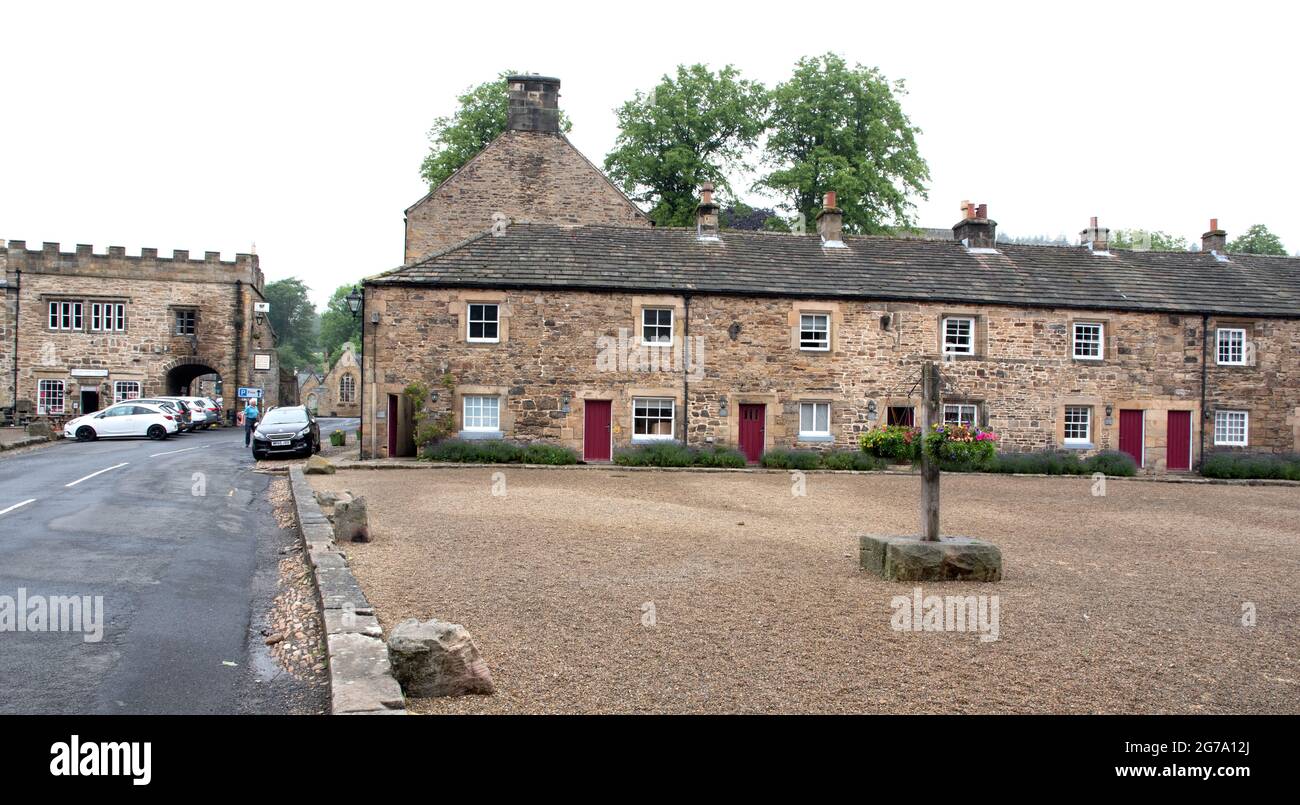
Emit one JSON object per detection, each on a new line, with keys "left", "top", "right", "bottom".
{"left": 0, "top": 420, "right": 352, "bottom": 714}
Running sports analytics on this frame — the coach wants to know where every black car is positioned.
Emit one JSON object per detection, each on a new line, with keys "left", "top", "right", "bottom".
{"left": 251, "top": 405, "right": 320, "bottom": 459}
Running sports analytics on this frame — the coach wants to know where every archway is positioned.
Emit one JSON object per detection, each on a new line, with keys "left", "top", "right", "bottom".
{"left": 163, "top": 356, "right": 222, "bottom": 397}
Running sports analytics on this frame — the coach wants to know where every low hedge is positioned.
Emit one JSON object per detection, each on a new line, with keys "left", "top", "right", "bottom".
{"left": 975, "top": 449, "right": 1137, "bottom": 477}
{"left": 422, "top": 439, "right": 578, "bottom": 465}
{"left": 613, "top": 442, "right": 748, "bottom": 468}
{"left": 1201, "top": 452, "right": 1300, "bottom": 481}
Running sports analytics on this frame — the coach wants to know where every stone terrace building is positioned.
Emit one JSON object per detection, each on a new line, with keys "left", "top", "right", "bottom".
{"left": 0, "top": 240, "right": 281, "bottom": 422}
{"left": 361, "top": 199, "right": 1300, "bottom": 472}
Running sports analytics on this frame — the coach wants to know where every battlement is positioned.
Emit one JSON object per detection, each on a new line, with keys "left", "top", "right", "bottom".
{"left": 1, "top": 238, "right": 262, "bottom": 288}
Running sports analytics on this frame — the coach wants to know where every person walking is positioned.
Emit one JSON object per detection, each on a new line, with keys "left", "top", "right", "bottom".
{"left": 243, "top": 400, "right": 260, "bottom": 447}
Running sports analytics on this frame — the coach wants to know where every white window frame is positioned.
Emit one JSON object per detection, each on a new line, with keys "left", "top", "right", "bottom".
{"left": 462, "top": 395, "right": 500, "bottom": 432}
{"left": 942, "top": 317, "right": 975, "bottom": 356}
{"left": 467, "top": 303, "right": 500, "bottom": 343}
{"left": 943, "top": 403, "right": 979, "bottom": 428}
{"left": 339, "top": 374, "right": 356, "bottom": 403}
{"left": 1072, "top": 322, "right": 1104, "bottom": 360}
{"left": 798, "top": 401, "right": 831, "bottom": 437}
{"left": 1216, "top": 327, "right": 1247, "bottom": 366}
{"left": 90, "top": 302, "right": 126, "bottom": 332}
{"left": 38, "top": 379, "right": 65, "bottom": 415}
{"left": 113, "top": 380, "right": 141, "bottom": 404}
{"left": 632, "top": 397, "right": 675, "bottom": 442}
{"left": 1213, "top": 410, "right": 1249, "bottom": 447}
{"left": 48, "top": 301, "right": 83, "bottom": 331}
{"left": 1063, "top": 406, "right": 1092, "bottom": 446}
{"left": 799, "top": 313, "right": 831, "bottom": 352}
{"left": 641, "top": 308, "right": 674, "bottom": 346}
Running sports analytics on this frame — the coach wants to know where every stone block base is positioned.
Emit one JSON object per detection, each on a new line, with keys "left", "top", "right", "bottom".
{"left": 859, "top": 535, "right": 1002, "bottom": 582}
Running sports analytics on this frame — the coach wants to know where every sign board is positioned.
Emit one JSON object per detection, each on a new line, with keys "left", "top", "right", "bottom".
{"left": 253, "top": 302, "right": 271, "bottom": 313}
{"left": 253, "top": 353, "right": 272, "bottom": 370}
{"left": 70, "top": 368, "right": 109, "bottom": 378}
{"left": 237, "top": 387, "right": 263, "bottom": 399}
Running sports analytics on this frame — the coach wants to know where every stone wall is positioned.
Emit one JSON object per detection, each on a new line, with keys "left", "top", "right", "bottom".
{"left": 361, "top": 284, "right": 1300, "bottom": 471}
{"left": 1, "top": 241, "right": 279, "bottom": 416}
{"left": 403, "top": 131, "right": 649, "bottom": 263}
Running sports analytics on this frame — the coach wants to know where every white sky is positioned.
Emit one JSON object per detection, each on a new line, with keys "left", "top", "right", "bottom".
{"left": 2, "top": 0, "right": 1296, "bottom": 308}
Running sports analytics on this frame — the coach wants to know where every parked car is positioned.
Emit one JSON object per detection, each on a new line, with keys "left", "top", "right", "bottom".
{"left": 64, "top": 402, "right": 179, "bottom": 441}
{"left": 133, "top": 398, "right": 193, "bottom": 431}
{"left": 250, "top": 406, "right": 320, "bottom": 459}
{"left": 158, "top": 396, "right": 215, "bottom": 430}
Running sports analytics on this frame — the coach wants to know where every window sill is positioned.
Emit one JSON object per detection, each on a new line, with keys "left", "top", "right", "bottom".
{"left": 467, "top": 338, "right": 500, "bottom": 345}
{"left": 1062, "top": 442, "right": 1094, "bottom": 450}
{"left": 799, "top": 346, "right": 831, "bottom": 353}
{"left": 632, "top": 436, "right": 675, "bottom": 444}
{"left": 459, "top": 429, "right": 504, "bottom": 440}
{"left": 797, "top": 434, "right": 834, "bottom": 442}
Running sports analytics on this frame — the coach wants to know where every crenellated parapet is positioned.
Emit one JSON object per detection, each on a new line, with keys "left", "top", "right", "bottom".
{"left": 0, "top": 239, "right": 263, "bottom": 289}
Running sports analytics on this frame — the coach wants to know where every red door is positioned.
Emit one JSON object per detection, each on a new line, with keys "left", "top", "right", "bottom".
{"left": 1167, "top": 410, "right": 1192, "bottom": 471}
{"left": 739, "top": 404, "right": 765, "bottom": 464}
{"left": 583, "top": 400, "right": 612, "bottom": 462}
{"left": 1118, "top": 409, "right": 1144, "bottom": 468}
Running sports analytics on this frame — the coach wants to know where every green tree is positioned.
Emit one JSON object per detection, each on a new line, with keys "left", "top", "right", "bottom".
{"left": 1229, "top": 224, "right": 1287, "bottom": 256}
{"left": 420, "top": 71, "right": 572, "bottom": 189}
{"left": 759, "top": 53, "right": 929, "bottom": 235}
{"left": 263, "top": 278, "right": 317, "bottom": 371}
{"left": 320, "top": 284, "right": 363, "bottom": 366}
{"left": 1109, "top": 229, "right": 1190, "bottom": 252}
{"left": 604, "top": 64, "right": 769, "bottom": 227}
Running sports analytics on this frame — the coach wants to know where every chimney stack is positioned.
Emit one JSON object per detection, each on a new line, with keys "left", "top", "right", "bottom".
{"left": 1080, "top": 216, "right": 1110, "bottom": 252}
{"left": 696, "top": 182, "right": 720, "bottom": 241}
{"left": 952, "top": 201, "right": 997, "bottom": 248}
{"left": 816, "top": 191, "right": 845, "bottom": 246}
{"left": 506, "top": 74, "right": 561, "bottom": 133}
{"left": 1201, "top": 218, "right": 1227, "bottom": 253}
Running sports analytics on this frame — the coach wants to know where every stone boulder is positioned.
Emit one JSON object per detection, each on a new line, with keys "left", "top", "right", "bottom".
{"left": 303, "top": 455, "right": 336, "bottom": 475}
{"left": 26, "top": 420, "right": 52, "bottom": 438}
{"left": 860, "top": 535, "right": 1003, "bottom": 582}
{"left": 332, "top": 494, "right": 370, "bottom": 543}
{"left": 388, "top": 618, "right": 495, "bottom": 697}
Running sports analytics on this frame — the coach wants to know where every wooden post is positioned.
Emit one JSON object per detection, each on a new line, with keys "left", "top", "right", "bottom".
{"left": 920, "top": 360, "right": 940, "bottom": 541}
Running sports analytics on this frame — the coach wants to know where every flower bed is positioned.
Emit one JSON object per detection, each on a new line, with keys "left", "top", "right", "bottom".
{"left": 421, "top": 439, "right": 578, "bottom": 465}
{"left": 1201, "top": 452, "right": 1300, "bottom": 481}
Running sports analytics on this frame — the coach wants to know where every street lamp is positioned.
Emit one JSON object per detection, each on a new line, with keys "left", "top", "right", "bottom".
{"left": 345, "top": 286, "right": 362, "bottom": 318}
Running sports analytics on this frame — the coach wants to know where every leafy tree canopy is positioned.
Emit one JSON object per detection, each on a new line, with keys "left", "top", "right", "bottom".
{"left": 1109, "top": 229, "right": 1190, "bottom": 252}
{"left": 758, "top": 53, "right": 929, "bottom": 235}
{"left": 320, "top": 283, "right": 363, "bottom": 367}
{"left": 263, "top": 278, "right": 318, "bottom": 371}
{"left": 604, "top": 64, "right": 769, "bottom": 227}
{"left": 420, "top": 71, "right": 572, "bottom": 189}
{"left": 1229, "top": 223, "right": 1287, "bottom": 256}
{"left": 720, "top": 203, "right": 783, "bottom": 231}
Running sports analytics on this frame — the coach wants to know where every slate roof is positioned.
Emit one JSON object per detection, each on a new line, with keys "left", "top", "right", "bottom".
{"left": 370, "top": 223, "right": 1300, "bottom": 319}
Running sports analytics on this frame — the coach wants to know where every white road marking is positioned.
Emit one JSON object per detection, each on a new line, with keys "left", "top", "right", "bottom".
{"left": 0, "top": 498, "right": 37, "bottom": 516}
{"left": 150, "top": 445, "right": 210, "bottom": 458}
{"left": 65, "top": 462, "right": 129, "bottom": 488}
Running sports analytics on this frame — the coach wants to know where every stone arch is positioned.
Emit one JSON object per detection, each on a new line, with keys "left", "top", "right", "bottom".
{"left": 163, "top": 355, "right": 223, "bottom": 396}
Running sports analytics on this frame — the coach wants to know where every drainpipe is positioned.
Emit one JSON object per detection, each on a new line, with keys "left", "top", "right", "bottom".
{"left": 232, "top": 280, "right": 242, "bottom": 423}
{"left": 358, "top": 285, "right": 366, "bottom": 457}
{"left": 682, "top": 292, "right": 691, "bottom": 444}
{"left": 11, "top": 268, "right": 20, "bottom": 414}
{"left": 1199, "top": 312, "right": 1208, "bottom": 471}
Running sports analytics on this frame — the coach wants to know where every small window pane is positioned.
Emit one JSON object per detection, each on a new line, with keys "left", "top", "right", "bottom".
{"left": 1217, "top": 328, "right": 1246, "bottom": 365}
{"left": 633, "top": 397, "right": 675, "bottom": 439}
{"left": 943, "top": 404, "right": 978, "bottom": 428}
{"left": 1063, "top": 406, "right": 1091, "bottom": 443}
{"left": 1073, "top": 323, "right": 1103, "bottom": 359}
{"left": 642, "top": 308, "right": 673, "bottom": 344}
{"left": 799, "top": 314, "right": 830, "bottom": 350}
{"left": 463, "top": 395, "right": 500, "bottom": 430}
{"left": 1213, "top": 410, "right": 1248, "bottom": 446}
{"left": 468, "top": 304, "right": 500, "bottom": 342}
{"left": 943, "top": 317, "right": 974, "bottom": 355}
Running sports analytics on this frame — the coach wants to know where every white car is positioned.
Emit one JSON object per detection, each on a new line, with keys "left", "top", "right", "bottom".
{"left": 64, "top": 402, "right": 179, "bottom": 441}
{"left": 158, "top": 396, "right": 215, "bottom": 429}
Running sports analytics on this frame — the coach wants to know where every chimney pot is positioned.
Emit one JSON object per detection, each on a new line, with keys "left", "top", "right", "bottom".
{"left": 816, "top": 190, "right": 844, "bottom": 246}
{"left": 696, "top": 183, "right": 720, "bottom": 241}
{"left": 952, "top": 201, "right": 997, "bottom": 248}
{"left": 1081, "top": 216, "right": 1110, "bottom": 252}
{"left": 1201, "top": 219, "right": 1227, "bottom": 253}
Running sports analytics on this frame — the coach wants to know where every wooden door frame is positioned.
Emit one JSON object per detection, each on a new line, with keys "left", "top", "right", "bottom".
{"left": 1119, "top": 408, "right": 1145, "bottom": 468}
{"left": 1167, "top": 409, "right": 1193, "bottom": 471}
{"left": 739, "top": 402, "right": 766, "bottom": 464}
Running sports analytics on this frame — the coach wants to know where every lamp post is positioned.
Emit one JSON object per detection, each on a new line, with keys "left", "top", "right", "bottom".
{"left": 345, "top": 286, "right": 362, "bottom": 318}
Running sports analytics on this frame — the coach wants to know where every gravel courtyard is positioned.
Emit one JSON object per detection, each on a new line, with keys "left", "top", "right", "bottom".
{"left": 308, "top": 467, "right": 1300, "bottom": 714}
